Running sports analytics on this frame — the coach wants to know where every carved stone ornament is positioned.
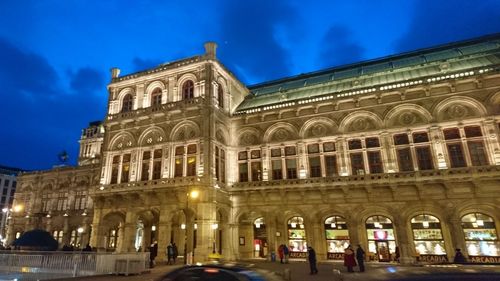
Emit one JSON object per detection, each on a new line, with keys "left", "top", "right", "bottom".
{"left": 273, "top": 128, "right": 289, "bottom": 142}
{"left": 311, "top": 124, "right": 327, "bottom": 137}
{"left": 240, "top": 132, "right": 257, "bottom": 146}
{"left": 399, "top": 112, "right": 416, "bottom": 125}
{"left": 447, "top": 104, "right": 467, "bottom": 119}
{"left": 352, "top": 118, "right": 368, "bottom": 131}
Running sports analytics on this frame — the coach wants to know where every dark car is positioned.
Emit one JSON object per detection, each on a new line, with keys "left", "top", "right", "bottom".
{"left": 155, "top": 263, "right": 285, "bottom": 281}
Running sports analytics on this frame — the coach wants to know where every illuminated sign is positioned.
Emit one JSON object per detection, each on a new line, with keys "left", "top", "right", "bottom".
{"left": 327, "top": 253, "right": 344, "bottom": 260}
{"left": 375, "top": 230, "right": 388, "bottom": 240}
{"left": 416, "top": 255, "right": 448, "bottom": 263}
{"left": 289, "top": 252, "right": 307, "bottom": 258}
{"left": 470, "top": 256, "right": 500, "bottom": 263}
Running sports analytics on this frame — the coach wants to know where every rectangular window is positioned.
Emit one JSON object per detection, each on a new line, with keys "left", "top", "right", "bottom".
{"left": 174, "top": 158, "right": 183, "bottom": 177}
{"left": 394, "top": 134, "right": 409, "bottom": 145}
{"left": 121, "top": 154, "right": 131, "bottom": 183}
{"left": 413, "top": 132, "right": 429, "bottom": 143}
{"left": 367, "top": 151, "right": 383, "bottom": 174}
{"left": 415, "top": 146, "right": 433, "bottom": 170}
{"left": 187, "top": 144, "right": 197, "bottom": 154}
{"left": 238, "top": 151, "right": 248, "bottom": 160}
{"left": 447, "top": 143, "right": 466, "bottom": 168}
{"left": 397, "top": 148, "right": 414, "bottom": 171}
{"left": 468, "top": 141, "right": 488, "bottom": 166}
{"left": 220, "top": 149, "right": 226, "bottom": 183}
{"left": 286, "top": 159, "right": 297, "bottom": 179}
{"left": 110, "top": 155, "right": 120, "bottom": 184}
{"left": 153, "top": 161, "right": 162, "bottom": 179}
{"left": 444, "top": 128, "right": 461, "bottom": 140}
{"left": 285, "top": 146, "right": 296, "bottom": 156}
{"left": 186, "top": 156, "right": 196, "bottom": 176}
{"left": 323, "top": 142, "right": 336, "bottom": 152}
{"left": 251, "top": 162, "right": 262, "bottom": 181}
{"left": 251, "top": 150, "right": 261, "bottom": 159}
{"left": 239, "top": 163, "right": 248, "bottom": 182}
{"left": 464, "top": 126, "right": 483, "bottom": 138}
{"left": 325, "top": 155, "right": 337, "bottom": 176}
{"left": 348, "top": 139, "right": 362, "bottom": 150}
{"left": 271, "top": 148, "right": 281, "bottom": 157}
{"left": 366, "top": 137, "right": 380, "bottom": 148}
{"left": 350, "top": 153, "right": 364, "bottom": 175}
{"left": 175, "top": 146, "right": 184, "bottom": 156}
{"left": 307, "top": 144, "right": 320, "bottom": 154}
{"left": 272, "top": 160, "right": 283, "bottom": 180}
{"left": 141, "top": 162, "right": 150, "bottom": 181}
{"left": 4, "top": 180, "right": 10, "bottom": 187}
{"left": 309, "top": 156, "right": 321, "bottom": 177}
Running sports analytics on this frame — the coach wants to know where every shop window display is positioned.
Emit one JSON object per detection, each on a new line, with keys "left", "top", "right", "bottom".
{"left": 288, "top": 216, "right": 307, "bottom": 257}
{"left": 411, "top": 215, "right": 446, "bottom": 256}
{"left": 461, "top": 213, "right": 500, "bottom": 257}
{"left": 325, "top": 216, "right": 350, "bottom": 259}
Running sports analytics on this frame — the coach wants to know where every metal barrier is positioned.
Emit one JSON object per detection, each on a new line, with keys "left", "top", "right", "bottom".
{"left": 0, "top": 251, "right": 150, "bottom": 278}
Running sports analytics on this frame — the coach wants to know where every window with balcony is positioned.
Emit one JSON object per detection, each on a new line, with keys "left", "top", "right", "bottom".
{"left": 153, "top": 149, "right": 163, "bottom": 179}
{"left": 121, "top": 154, "right": 131, "bottom": 183}
{"left": 464, "top": 126, "right": 488, "bottom": 166}
{"left": 74, "top": 191, "right": 87, "bottom": 210}
{"left": 151, "top": 88, "right": 162, "bottom": 107}
{"left": 215, "top": 146, "right": 226, "bottom": 183}
{"left": 141, "top": 151, "right": 151, "bottom": 181}
{"left": 444, "top": 128, "right": 466, "bottom": 168}
{"left": 393, "top": 133, "right": 414, "bottom": 172}
{"left": 413, "top": 132, "right": 434, "bottom": 170}
{"left": 121, "top": 94, "right": 133, "bottom": 112}
{"left": 238, "top": 149, "right": 262, "bottom": 182}
{"left": 217, "top": 84, "right": 224, "bottom": 109}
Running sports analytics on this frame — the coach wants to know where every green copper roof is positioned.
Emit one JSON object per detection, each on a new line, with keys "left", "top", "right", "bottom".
{"left": 236, "top": 34, "right": 500, "bottom": 113}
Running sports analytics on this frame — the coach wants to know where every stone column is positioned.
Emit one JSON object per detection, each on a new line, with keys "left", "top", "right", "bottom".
{"left": 380, "top": 132, "right": 396, "bottom": 172}
{"left": 118, "top": 210, "right": 136, "bottom": 253}
{"left": 430, "top": 126, "right": 448, "bottom": 169}
{"left": 62, "top": 217, "right": 70, "bottom": 246}
{"left": 157, "top": 206, "right": 173, "bottom": 262}
{"left": 226, "top": 223, "right": 239, "bottom": 260}
{"left": 393, "top": 216, "right": 414, "bottom": 264}
{"left": 89, "top": 206, "right": 103, "bottom": 250}
{"left": 193, "top": 202, "right": 216, "bottom": 262}
{"left": 337, "top": 137, "right": 349, "bottom": 175}
{"left": 311, "top": 221, "right": 325, "bottom": 260}
{"left": 346, "top": 215, "right": 360, "bottom": 247}
{"left": 265, "top": 213, "right": 277, "bottom": 260}
{"left": 482, "top": 119, "right": 500, "bottom": 165}
{"left": 446, "top": 216, "right": 467, "bottom": 259}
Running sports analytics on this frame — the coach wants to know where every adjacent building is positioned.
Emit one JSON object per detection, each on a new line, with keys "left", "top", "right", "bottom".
{"left": 0, "top": 165, "right": 23, "bottom": 244}
{"left": 8, "top": 35, "right": 500, "bottom": 264}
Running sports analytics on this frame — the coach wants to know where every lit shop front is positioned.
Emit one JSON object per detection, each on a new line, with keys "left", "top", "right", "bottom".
{"left": 366, "top": 215, "right": 396, "bottom": 262}
{"left": 325, "top": 216, "right": 350, "bottom": 260}
{"left": 253, "top": 218, "right": 267, "bottom": 258}
{"left": 288, "top": 216, "right": 307, "bottom": 258}
{"left": 411, "top": 214, "right": 447, "bottom": 263}
{"left": 461, "top": 213, "right": 500, "bottom": 263}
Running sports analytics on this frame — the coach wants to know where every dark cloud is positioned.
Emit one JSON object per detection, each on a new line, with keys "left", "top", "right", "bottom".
{"left": 395, "top": 0, "right": 500, "bottom": 52}
{"left": 131, "top": 57, "right": 163, "bottom": 72}
{"left": 215, "top": 0, "right": 297, "bottom": 83}
{"left": 69, "top": 67, "right": 105, "bottom": 95}
{"left": 317, "top": 25, "right": 365, "bottom": 68}
{"left": 0, "top": 38, "right": 105, "bottom": 170}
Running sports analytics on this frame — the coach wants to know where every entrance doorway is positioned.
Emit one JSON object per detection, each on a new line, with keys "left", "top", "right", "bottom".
{"left": 253, "top": 218, "right": 267, "bottom": 258}
{"left": 375, "top": 241, "right": 391, "bottom": 262}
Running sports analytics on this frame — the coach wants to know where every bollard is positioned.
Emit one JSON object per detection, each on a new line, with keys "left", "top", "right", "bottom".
{"left": 283, "top": 268, "right": 291, "bottom": 281}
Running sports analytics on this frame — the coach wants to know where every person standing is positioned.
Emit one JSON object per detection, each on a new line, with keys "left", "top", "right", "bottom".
{"left": 283, "top": 244, "right": 290, "bottom": 263}
{"left": 167, "top": 243, "right": 174, "bottom": 265}
{"left": 278, "top": 244, "right": 284, "bottom": 263}
{"left": 307, "top": 246, "right": 318, "bottom": 275}
{"left": 356, "top": 244, "right": 366, "bottom": 272}
{"left": 453, "top": 248, "right": 466, "bottom": 264}
{"left": 172, "top": 242, "right": 178, "bottom": 264}
{"left": 344, "top": 245, "right": 357, "bottom": 273}
{"left": 149, "top": 241, "right": 158, "bottom": 268}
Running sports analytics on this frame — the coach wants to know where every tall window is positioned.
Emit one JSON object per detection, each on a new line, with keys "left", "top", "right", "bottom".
{"left": 152, "top": 149, "right": 163, "bottom": 179}
{"left": 308, "top": 144, "right": 322, "bottom": 177}
{"left": 141, "top": 151, "right": 151, "bottom": 181}
{"left": 151, "top": 88, "right": 162, "bottom": 107}
{"left": 42, "top": 193, "right": 50, "bottom": 212}
{"left": 365, "top": 215, "right": 396, "bottom": 262}
{"left": 182, "top": 80, "right": 194, "bottom": 100}
{"left": 174, "top": 146, "right": 184, "bottom": 177}
{"left": 186, "top": 144, "right": 197, "bottom": 176}
{"left": 53, "top": 230, "right": 64, "bottom": 244}
{"left": 464, "top": 126, "right": 488, "bottom": 166}
{"left": 215, "top": 146, "right": 226, "bottom": 183}
{"left": 288, "top": 216, "right": 307, "bottom": 257}
{"left": 121, "top": 154, "right": 131, "bottom": 183}
{"left": 110, "top": 156, "right": 120, "bottom": 184}
{"left": 238, "top": 150, "right": 262, "bottom": 182}
{"left": 174, "top": 144, "right": 197, "bottom": 177}
{"left": 325, "top": 216, "right": 350, "bottom": 259}
{"left": 271, "top": 148, "right": 283, "bottom": 180}
{"left": 121, "top": 94, "right": 133, "bottom": 112}
{"left": 349, "top": 139, "right": 365, "bottom": 175}
{"left": 56, "top": 192, "right": 68, "bottom": 211}
{"left": 413, "top": 132, "right": 434, "bottom": 170}
{"left": 285, "top": 146, "right": 298, "bottom": 179}
{"left": 70, "top": 229, "right": 82, "bottom": 247}
{"left": 444, "top": 128, "right": 466, "bottom": 168}
{"left": 394, "top": 134, "right": 414, "bottom": 172}
{"left": 74, "top": 191, "right": 87, "bottom": 210}
{"left": 217, "top": 84, "right": 224, "bottom": 109}
{"left": 324, "top": 142, "right": 337, "bottom": 177}
{"left": 108, "top": 228, "right": 119, "bottom": 250}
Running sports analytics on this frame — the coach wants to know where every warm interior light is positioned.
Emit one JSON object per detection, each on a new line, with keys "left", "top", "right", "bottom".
{"left": 290, "top": 222, "right": 297, "bottom": 228}
{"left": 374, "top": 222, "right": 382, "bottom": 228}
{"left": 2, "top": 208, "right": 8, "bottom": 213}
{"left": 181, "top": 224, "right": 186, "bottom": 230}
{"left": 194, "top": 223, "right": 198, "bottom": 229}
{"left": 212, "top": 223, "right": 218, "bottom": 230}
{"left": 477, "top": 220, "right": 484, "bottom": 227}
{"left": 331, "top": 223, "right": 336, "bottom": 228}
{"left": 63, "top": 213, "right": 69, "bottom": 217}
{"left": 190, "top": 190, "right": 199, "bottom": 199}
{"left": 255, "top": 223, "right": 261, "bottom": 229}
{"left": 77, "top": 227, "right": 84, "bottom": 234}
{"left": 299, "top": 224, "right": 304, "bottom": 229}
{"left": 472, "top": 222, "right": 478, "bottom": 228}
{"left": 99, "top": 186, "right": 104, "bottom": 190}
{"left": 46, "top": 214, "right": 51, "bottom": 218}
{"left": 151, "top": 225, "right": 157, "bottom": 231}
{"left": 422, "top": 221, "right": 429, "bottom": 228}
{"left": 13, "top": 205, "right": 22, "bottom": 213}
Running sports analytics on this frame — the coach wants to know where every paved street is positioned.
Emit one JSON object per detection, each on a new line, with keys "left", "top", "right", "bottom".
{"left": 36, "top": 259, "right": 500, "bottom": 281}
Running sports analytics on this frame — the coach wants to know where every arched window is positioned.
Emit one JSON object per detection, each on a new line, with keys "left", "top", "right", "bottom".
{"left": 461, "top": 213, "right": 499, "bottom": 257}
{"left": 325, "top": 216, "right": 350, "bottom": 259}
{"left": 108, "top": 228, "right": 119, "bottom": 250}
{"left": 411, "top": 215, "right": 446, "bottom": 259}
{"left": 121, "top": 94, "right": 133, "bottom": 112}
{"left": 151, "top": 88, "right": 162, "bottom": 107}
{"left": 182, "top": 80, "right": 194, "bottom": 100}
{"left": 217, "top": 84, "right": 224, "bottom": 109}
{"left": 287, "top": 216, "right": 307, "bottom": 258}
{"left": 53, "top": 230, "right": 64, "bottom": 244}
{"left": 365, "top": 215, "right": 396, "bottom": 262}
{"left": 253, "top": 218, "right": 267, "bottom": 258}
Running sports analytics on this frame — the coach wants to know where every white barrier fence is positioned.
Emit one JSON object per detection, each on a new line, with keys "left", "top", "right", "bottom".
{"left": 0, "top": 251, "right": 150, "bottom": 278}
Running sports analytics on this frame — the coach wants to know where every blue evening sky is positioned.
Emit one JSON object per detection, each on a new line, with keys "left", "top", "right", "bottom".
{"left": 0, "top": 0, "right": 499, "bottom": 170}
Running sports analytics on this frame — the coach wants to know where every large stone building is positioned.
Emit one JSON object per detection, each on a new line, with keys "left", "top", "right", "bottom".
{"left": 7, "top": 35, "right": 500, "bottom": 264}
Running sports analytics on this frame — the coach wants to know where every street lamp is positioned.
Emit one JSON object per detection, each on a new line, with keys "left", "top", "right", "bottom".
{"left": 184, "top": 190, "right": 199, "bottom": 264}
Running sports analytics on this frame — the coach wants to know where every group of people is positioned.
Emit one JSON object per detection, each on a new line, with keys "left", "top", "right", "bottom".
{"left": 343, "top": 244, "right": 366, "bottom": 273}
{"left": 148, "top": 241, "right": 179, "bottom": 268}
{"left": 277, "top": 244, "right": 289, "bottom": 263}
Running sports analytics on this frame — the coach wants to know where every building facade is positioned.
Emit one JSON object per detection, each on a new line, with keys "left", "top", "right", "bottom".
{"left": 0, "top": 165, "right": 22, "bottom": 244}
{"left": 8, "top": 36, "right": 500, "bottom": 264}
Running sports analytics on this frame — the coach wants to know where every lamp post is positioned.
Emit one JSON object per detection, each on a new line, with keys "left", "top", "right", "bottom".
{"left": 184, "top": 190, "right": 198, "bottom": 264}
{"left": 212, "top": 223, "right": 218, "bottom": 254}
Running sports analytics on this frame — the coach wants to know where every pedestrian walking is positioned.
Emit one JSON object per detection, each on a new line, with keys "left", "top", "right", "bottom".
{"left": 167, "top": 243, "right": 174, "bottom": 265}
{"left": 278, "top": 244, "right": 285, "bottom": 264}
{"left": 307, "top": 246, "right": 318, "bottom": 275}
{"left": 356, "top": 244, "right": 366, "bottom": 272}
{"left": 344, "top": 245, "right": 357, "bottom": 273}
{"left": 394, "top": 246, "right": 400, "bottom": 263}
{"left": 283, "top": 244, "right": 290, "bottom": 263}
{"left": 172, "top": 243, "right": 178, "bottom": 264}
